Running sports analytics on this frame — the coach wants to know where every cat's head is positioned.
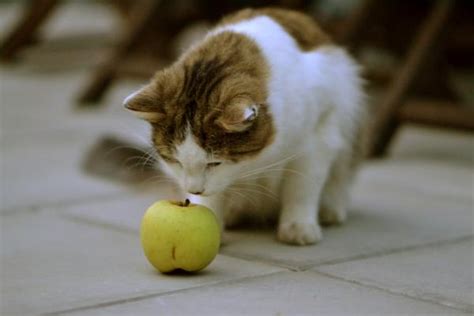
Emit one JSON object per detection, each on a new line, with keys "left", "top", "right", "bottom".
{"left": 124, "top": 32, "right": 275, "bottom": 196}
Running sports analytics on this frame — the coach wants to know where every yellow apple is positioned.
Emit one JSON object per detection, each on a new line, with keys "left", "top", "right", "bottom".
{"left": 140, "top": 199, "right": 221, "bottom": 273}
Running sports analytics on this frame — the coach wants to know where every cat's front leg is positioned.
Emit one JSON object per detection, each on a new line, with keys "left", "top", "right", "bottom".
{"left": 277, "top": 147, "right": 333, "bottom": 245}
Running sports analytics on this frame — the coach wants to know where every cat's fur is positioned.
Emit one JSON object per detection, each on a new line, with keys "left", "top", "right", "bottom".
{"left": 124, "top": 8, "right": 368, "bottom": 245}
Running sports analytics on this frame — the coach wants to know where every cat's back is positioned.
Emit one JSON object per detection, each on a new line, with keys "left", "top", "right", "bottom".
{"left": 217, "top": 8, "right": 331, "bottom": 51}
{"left": 211, "top": 9, "right": 340, "bottom": 95}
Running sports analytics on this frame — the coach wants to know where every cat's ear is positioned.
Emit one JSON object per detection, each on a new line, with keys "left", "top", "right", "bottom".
{"left": 216, "top": 102, "right": 259, "bottom": 132}
{"left": 123, "top": 88, "right": 165, "bottom": 123}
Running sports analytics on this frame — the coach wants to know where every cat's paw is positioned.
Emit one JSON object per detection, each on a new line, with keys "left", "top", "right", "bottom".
{"left": 319, "top": 206, "right": 347, "bottom": 226}
{"left": 277, "top": 221, "right": 322, "bottom": 245}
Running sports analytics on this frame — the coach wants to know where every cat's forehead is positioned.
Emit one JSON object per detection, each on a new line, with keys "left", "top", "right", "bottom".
{"left": 175, "top": 128, "right": 208, "bottom": 166}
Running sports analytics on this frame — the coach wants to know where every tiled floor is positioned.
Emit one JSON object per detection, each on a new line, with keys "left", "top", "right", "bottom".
{"left": 1, "top": 2, "right": 473, "bottom": 316}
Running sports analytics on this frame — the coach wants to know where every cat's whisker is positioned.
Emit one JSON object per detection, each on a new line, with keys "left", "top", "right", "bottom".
{"left": 99, "top": 146, "right": 156, "bottom": 176}
{"left": 119, "top": 152, "right": 157, "bottom": 171}
{"left": 238, "top": 152, "right": 304, "bottom": 179}
{"left": 138, "top": 174, "right": 175, "bottom": 187}
{"left": 239, "top": 167, "right": 313, "bottom": 183}
{"left": 116, "top": 143, "right": 158, "bottom": 170}
{"left": 232, "top": 185, "right": 279, "bottom": 203}
{"left": 236, "top": 174, "right": 282, "bottom": 182}
{"left": 121, "top": 150, "right": 155, "bottom": 164}
{"left": 100, "top": 144, "right": 146, "bottom": 159}
{"left": 121, "top": 156, "right": 150, "bottom": 169}
{"left": 235, "top": 181, "right": 277, "bottom": 197}
{"left": 226, "top": 188, "right": 258, "bottom": 210}
{"left": 121, "top": 160, "right": 155, "bottom": 173}
{"left": 140, "top": 152, "right": 158, "bottom": 171}
{"left": 140, "top": 172, "right": 171, "bottom": 181}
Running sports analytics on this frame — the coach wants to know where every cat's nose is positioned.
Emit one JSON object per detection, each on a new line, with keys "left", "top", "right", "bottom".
{"left": 184, "top": 177, "right": 205, "bottom": 195}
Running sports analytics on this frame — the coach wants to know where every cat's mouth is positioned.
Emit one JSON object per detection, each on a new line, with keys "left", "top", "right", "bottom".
{"left": 187, "top": 189, "right": 217, "bottom": 197}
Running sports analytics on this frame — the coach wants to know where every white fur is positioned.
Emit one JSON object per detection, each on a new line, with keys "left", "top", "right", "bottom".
{"left": 160, "top": 16, "right": 366, "bottom": 245}
{"left": 175, "top": 128, "right": 208, "bottom": 194}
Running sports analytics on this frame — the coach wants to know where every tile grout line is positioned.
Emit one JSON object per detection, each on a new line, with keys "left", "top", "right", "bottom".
{"left": 303, "top": 235, "right": 474, "bottom": 269}
{"left": 220, "top": 250, "right": 301, "bottom": 271}
{"left": 42, "top": 270, "right": 285, "bottom": 316}
{"left": 310, "top": 269, "right": 473, "bottom": 313}
{"left": 0, "top": 191, "right": 145, "bottom": 217}
{"left": 357, "top": 184, "right": 474, "bottom": 207}
{"left": 221, "top": 236, "right": 474, "bottom": 274}
{"left": 60, "top": 213, "right": 138, "bottom": 236}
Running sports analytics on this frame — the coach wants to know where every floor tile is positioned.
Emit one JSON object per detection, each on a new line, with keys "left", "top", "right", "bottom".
{"left": 61, "top": 271, "right": 466, "bottom": 316}
{"left": 0, "top": 1, "right": 116, "bottom": 75}
{"left": 0, "top": 129, "right": 130, "bottom": 212}
{"left": 59, "top": 192, "right": 181, "bottom": 234}
{"left": 355, "top": 157, "right": 473, "bottom": 204}
{"left": 316, "top": 238, "right": 474, "bottom": 312}
{"left": 390, "top": 125, "right": 474, "bottom": 164}
{"left": 0, "top": 71, "right": 150, "bottom": 212}
{"left": 0, "top": 66, "right": 146, "bottom": 137}
{"left": 0, "top": 213, "right": 282, "bottom": 315}
{"left": 1, "top": 59, "right": 150, "bottom": 213}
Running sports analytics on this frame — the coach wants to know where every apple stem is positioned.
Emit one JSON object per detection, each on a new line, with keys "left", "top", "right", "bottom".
{"left": 184, "top": 199, "right": 190, "bottom": 207}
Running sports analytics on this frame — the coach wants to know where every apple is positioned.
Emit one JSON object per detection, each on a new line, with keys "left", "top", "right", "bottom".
{"left": 140, "top": 199, "right": 221, "bottom": 273}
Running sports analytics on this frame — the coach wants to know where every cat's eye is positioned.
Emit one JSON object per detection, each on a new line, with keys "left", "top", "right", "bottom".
{"left": 162, "top": 156, "right": 181, "bottom": 167}
{"left": 207, "top": 162, "right": 221, "bottom": 168}
{"left": 171, "top": 159, "right": 183, "bottom": 167}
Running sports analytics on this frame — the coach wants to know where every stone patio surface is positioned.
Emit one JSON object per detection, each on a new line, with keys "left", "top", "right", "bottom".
{"left": 1, "top": 2, "right": 472, "bottom": 315}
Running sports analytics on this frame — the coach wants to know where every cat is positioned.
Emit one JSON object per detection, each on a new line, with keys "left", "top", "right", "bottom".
{"left": 124, "top": 8, "right": 368, "bottom": 245}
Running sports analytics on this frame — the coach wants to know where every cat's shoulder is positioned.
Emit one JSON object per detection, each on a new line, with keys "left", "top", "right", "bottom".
{"left": 218, "top": 7, "right": 331, "bottom": 51}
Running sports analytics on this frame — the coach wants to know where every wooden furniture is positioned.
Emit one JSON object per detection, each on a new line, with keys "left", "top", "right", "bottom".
{"left": 77, "top": 0, "right": 166, "bottom": 105}
{"left": 368, "top": 0, "right": 460, "bottom": 157}
{"left": 0, "top": 0, "right": 137, "bottom": 61}
{"left": 0, "top": 0, "right": 60, "bottom": 61}
{"left": 338, "top": 0, "right": 473, "bottom": 157}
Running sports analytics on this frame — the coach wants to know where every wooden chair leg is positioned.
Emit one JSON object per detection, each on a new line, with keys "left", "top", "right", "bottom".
{"left": 398, "top": 99, "right": 474, "bottom": 131}
{"left": 369, "top": 0, "right": 454, "bottom": 157}
{"left": 76, "top": 0, "right": 164, "bottom": 106}
{"left": 0, "top": 0, "right": 59, "bottom": 61}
